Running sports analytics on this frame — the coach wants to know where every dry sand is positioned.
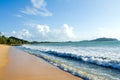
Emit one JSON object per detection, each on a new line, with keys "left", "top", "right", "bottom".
{"left": 0, "top": 45, "right": 10, "bottom": 79}
{"left": 0, "top": 45, "right": 82, "bottom": 80}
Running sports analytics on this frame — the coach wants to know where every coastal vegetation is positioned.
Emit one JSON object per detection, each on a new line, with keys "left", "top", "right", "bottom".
{"left": 0, "top": 32, "right": 30, "bottom": 45}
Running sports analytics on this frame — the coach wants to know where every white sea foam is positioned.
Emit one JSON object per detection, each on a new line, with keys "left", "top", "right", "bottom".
{"left": 22, "top": 44, "right": 120, "bottom": 70}
{"left": 18, "top": 44, "right": 120, "bottom": 80}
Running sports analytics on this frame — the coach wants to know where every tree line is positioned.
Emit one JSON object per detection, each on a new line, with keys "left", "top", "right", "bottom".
{"left": 0, "top": 32, "right": 30, "bottom": 45}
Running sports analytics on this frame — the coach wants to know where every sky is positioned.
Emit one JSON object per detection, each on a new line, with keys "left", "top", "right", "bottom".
{"left": 0, "top": 0, "right": 120, "bottom": 41}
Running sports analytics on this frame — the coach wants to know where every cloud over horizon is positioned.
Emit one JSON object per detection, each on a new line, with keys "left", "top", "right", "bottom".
{"left": 11, "top": 29, "right": 32, "bottom": 39}
{"left": 10, "top": 24, "right": 77, "bottom": 41}
{"left": 6, "top": 24, "right": 120, "bottom": 41}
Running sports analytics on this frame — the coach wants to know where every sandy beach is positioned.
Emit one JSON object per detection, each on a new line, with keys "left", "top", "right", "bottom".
{"left": 0, "top": 45, "right": 82, "bottom": 80}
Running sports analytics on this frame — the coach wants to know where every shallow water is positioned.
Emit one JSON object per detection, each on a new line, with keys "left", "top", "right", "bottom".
{"left": 17, "top": 41, "right": 120, "bottom": 80}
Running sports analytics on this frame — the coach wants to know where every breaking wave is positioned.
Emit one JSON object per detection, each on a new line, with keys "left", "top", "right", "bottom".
{"left": 21, "top": 45, "right": 120, "bottom": 70}
{"left": 17, "top": 44, "right": 120, "bottom": 80}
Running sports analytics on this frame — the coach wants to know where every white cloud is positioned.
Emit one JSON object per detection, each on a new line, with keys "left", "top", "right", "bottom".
{"left": 12, "top": 31, "right": 16, "bottom": 34}
{"left": 36, "top": 24, "right": 50, "bottom": 35}
{"left": 63, "top": 24, "right": 76, "bottom": 38}
{"left": 10, "top": 23, "right": 77, "bottom": 41}
{"left": 31, "top": 0, "right": 46, "bottom": 9}
{"left": 21, "top": 0, "right": 52, "bottom": 16}
{"left": 12, "top": 29, "right": 32, "bottom": 39}
{"left": 21, "top": 7, "right": 38, "bottom": 15}
{"left": 27, "top": 23, "right": 77, "bottom": 41}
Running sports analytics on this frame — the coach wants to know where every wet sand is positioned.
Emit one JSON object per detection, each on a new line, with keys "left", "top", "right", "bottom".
{"left": 0, "top": 45, "right": 82, "bottom": 80}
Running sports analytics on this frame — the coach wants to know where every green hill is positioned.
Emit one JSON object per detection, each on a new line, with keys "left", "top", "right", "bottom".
{"left": 91, "top": 37, "right": 118, "bottom": 41}
{"left": 0, "top": 35, "right": 30, "bottom": 46}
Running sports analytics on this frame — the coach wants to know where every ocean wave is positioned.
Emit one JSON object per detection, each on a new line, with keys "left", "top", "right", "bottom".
{"left": 21, "top": 45, "right": 120, "bottom": 70}
{"left": 39, "top": 50, "right": 120, "bottom": 70}
{"left": 17, "top": 45, "right": 120, "bottom": 80}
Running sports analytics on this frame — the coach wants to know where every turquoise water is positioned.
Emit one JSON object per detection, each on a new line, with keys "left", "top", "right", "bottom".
{"left": 17, "top": 41, "right": 120, "bottom": 80}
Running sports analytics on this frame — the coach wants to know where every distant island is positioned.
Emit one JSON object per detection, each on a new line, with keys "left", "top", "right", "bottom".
{"left": 31, "top": 38, "right": 119, "bottom": 44}
{"left": 31, "top": 37, "right": 119, "bottom": 44}
{"left": 90, "top": 37, "right": 118, "bottom": 42}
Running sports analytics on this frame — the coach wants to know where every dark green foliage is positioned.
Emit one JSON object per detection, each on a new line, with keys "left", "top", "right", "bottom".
{"left": 0, "top": 36, "right": 7, "bottom": 44}
{"left": 7, "top": 36, "right": 30, "bottom": 45}
{"left": 0, "top": 32, "right": 30, "bottom": 45}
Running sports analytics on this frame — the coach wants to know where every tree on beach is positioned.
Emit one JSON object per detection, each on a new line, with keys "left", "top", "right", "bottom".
{"left": 0, "top": 35, "right": 7, "bottom": 44}
{"left": 0, "top": 32, "right": 30, "bottom": 45}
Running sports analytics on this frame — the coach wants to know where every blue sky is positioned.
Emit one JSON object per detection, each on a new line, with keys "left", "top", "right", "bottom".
{"left": 0, "top": 0, "right": 120, "bottom": 41}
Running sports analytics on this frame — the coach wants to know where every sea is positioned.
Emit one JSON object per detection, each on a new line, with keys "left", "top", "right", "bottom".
{"left": 16, "top": 41, "right": 120, "bottom": 80}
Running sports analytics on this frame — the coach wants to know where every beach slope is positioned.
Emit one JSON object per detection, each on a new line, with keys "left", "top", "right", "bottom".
{"left": 0, "top": 45, "right": 82, "bottom": 80}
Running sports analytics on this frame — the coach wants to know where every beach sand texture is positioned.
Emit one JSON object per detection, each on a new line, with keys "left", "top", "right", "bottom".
{"left": 0, "top": 45, "right": 82, "bottom": 80}
{"left": 0, "top": 45, "right": 10, "bottom": 79}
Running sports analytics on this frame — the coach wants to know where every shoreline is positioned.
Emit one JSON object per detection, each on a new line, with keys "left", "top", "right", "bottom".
{"left": 0, "top": 45, "right": 82, "bottom": 80}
